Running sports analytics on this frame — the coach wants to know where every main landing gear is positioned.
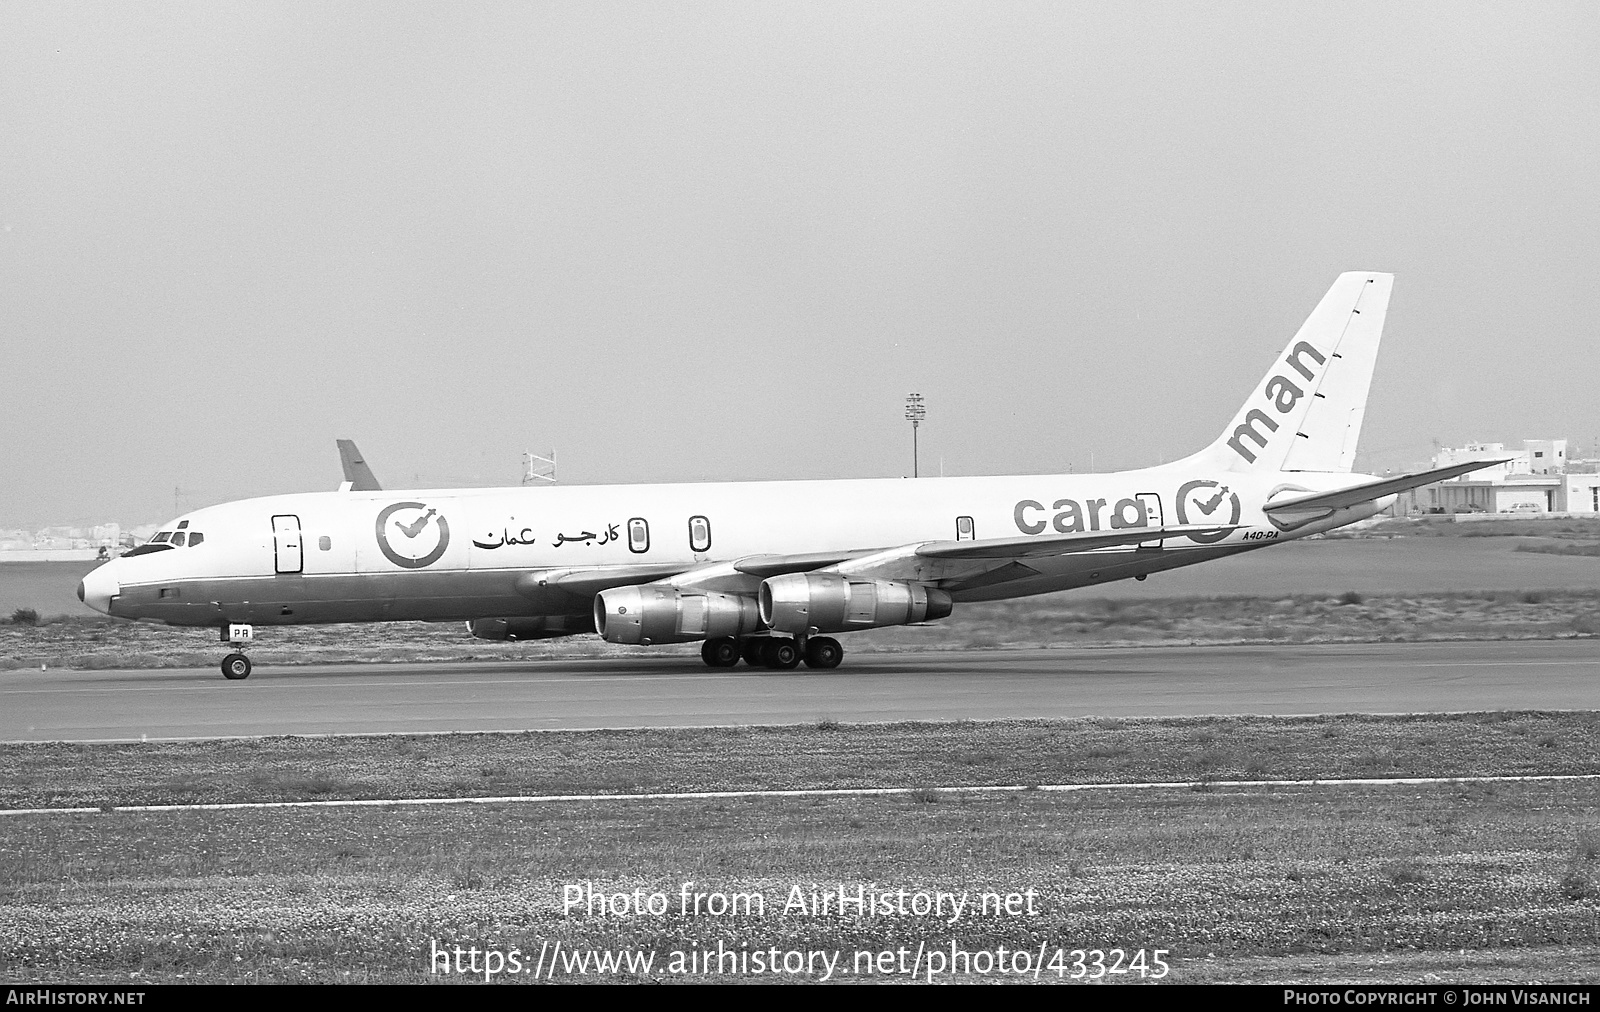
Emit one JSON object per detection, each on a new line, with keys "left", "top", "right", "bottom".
{"left": 700, "top": 636, "right": 844, "bottom": 671}
{"left": 219, "top": 623, "right": 254, "bottom": 680}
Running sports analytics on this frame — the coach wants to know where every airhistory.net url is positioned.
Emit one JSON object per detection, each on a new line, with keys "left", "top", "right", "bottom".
{"left": 429, "top": 938, "right": 1171, "bottom": 982}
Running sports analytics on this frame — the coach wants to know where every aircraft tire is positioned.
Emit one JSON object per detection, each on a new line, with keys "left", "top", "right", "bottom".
{"left": 762, "top": 639, "right": 801, "bottom": 670}
{"left": 701, "top": 637, "right": 740, "bottom": 668}
{"left": 740, "top": 639, "right": 767, "bottom": 666}
{"left": 221, "top": 653, "right": 252, "bottom": 680}
{"left": 803, "top": 637, "right": 843, "bottom": 670}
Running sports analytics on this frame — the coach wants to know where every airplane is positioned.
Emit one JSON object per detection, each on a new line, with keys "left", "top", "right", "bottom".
{"left": 77, "top": 272, "right": 1499, "bottom": 680}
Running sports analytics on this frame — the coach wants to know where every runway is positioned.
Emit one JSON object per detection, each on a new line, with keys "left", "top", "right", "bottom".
{"left": 4, "top": 640, "right": 1600, "bottom": 742}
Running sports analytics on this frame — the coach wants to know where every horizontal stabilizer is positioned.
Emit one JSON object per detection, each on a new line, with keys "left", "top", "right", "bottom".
{"left": 916, "top": 524, "right": 1235, "bottom": 560}
{"left": 1263, "top": 460, "right": 1513, "bottom": 516}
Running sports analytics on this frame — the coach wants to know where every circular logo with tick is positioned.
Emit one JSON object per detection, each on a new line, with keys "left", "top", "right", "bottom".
{"left": 1175, "top": 480, "right": 1241, "bottom": 544}
{"left": 375, "top": 501, "right": 451, "bottom": 569}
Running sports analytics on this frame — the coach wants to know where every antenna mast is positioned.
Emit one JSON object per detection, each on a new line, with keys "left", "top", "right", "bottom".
{"left": 522, "top": 450, "right": 556, "bottom": 486}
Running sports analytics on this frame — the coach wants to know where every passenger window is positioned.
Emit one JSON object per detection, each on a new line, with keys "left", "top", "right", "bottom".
{"left": 189, "top": 532, "right": 204, "bottom": 547}
{"left": 319, "top": 536, "right": 331, "bottom": 551}
{"left": 170, "top": 532, "right": 187, "bottom": 547}
{"left": 628, "top": 518, "right": 650, "bottom": 554}
{"left": 688, "top": 515, "right": 711, "bottom": 553}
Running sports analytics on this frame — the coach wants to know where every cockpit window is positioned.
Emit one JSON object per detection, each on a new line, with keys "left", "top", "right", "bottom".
{"left": 189, "top": 532, "right": 204, "bottom": 547}
{"left": 151, "top": 532, "right": 172, "bottom": 544}
{"left": 170, "top": 532, "right": 187, "bottom": 547}
{"left": 176, "top": 520, "right": 189, "bottom": 530}
{"left": 122, "top": 543, "right": 175, "bottom": 558}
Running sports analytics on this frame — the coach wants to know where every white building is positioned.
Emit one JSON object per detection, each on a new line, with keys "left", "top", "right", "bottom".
{"left": 1402, "top": 439, "right": 1596, "bottom": 515}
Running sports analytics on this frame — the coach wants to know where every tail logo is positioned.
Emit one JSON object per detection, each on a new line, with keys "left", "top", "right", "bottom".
{"left": 1227, "top": 341, "right": 1326, "bottom": 464}
{"left": 375, "top": 502, "right": 451, "bottom": 569}
{"left": 1175, "top": 480, "right": 1240, "bottom": 544}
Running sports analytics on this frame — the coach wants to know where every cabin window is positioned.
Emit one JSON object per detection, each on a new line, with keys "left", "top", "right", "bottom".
{"left": 628, "top": 518, "right": 650, "bottom": 554}
{"left": 688, "top": 515, "right": 711, "bottom": 553}
{"left": 189, "top": 532, "right": 204, "bottom": 547}
{"left": 319, "top": 536, "right": 332, "bottom": 551}
{"left": 158, "top": 587, "right": 179, "bottom": 599}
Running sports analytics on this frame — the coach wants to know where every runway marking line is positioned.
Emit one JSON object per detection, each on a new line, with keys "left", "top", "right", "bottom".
{"left": 5, "top": 773, "right": 1598, "bottom": 817}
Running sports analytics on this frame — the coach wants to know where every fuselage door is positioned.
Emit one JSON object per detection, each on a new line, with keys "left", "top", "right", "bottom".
{"left": 955, "top": 515, "right": 975, "bottom": 541}
{"left": 1136, "top": 494, "right": 1163, "bottom": 549}
{"left": 272, "top": 515, "right": 303, "bottom": 574}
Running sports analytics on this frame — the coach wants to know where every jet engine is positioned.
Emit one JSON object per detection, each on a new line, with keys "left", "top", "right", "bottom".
{"left": 467, "top": 615, "right": 595, "bottom": 641}
{"left": 594, "top": 585, "right": 760, "bottom": 645}
{"left": 759, "top": 574, "right": 952, "bottom": 635}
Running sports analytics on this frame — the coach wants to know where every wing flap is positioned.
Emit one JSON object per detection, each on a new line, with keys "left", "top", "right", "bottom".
{"left": 732, "top": 550, "right": 881, "bottom": 578}
{"left": 915, "top": 524, "right": 1235, "bottom": 560}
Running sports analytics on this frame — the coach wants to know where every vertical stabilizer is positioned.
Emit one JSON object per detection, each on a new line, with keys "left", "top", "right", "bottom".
{"left": 336, "top": 439, "right": 383, "bottom": 491}
{"left": 1186, "top": 272, "right": 1393, "bottom": 473}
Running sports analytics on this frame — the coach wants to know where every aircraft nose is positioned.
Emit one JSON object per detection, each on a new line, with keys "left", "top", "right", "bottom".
{"left": 79, "top": 564, "right": 119, "bottom": 615}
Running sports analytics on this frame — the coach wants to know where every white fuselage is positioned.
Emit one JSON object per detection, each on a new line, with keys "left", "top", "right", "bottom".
{"left": 78, "top": 463, "right": 1385, "bottom": 629}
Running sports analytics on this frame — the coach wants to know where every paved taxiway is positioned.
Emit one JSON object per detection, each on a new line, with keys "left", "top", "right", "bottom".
{"left": 4, "top": 641, "right": 1600, "bottom": 742}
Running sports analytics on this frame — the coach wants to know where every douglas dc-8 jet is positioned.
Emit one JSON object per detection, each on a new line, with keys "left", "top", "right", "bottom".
{"left": 79, "top": 272, "right": 1495, "bottom": 679}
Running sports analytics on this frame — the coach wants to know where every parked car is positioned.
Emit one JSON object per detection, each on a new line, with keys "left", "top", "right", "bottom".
{"left": 1451, "top": 504, "right": 1487, "bottom": 513}
{"left": 1502, "top": 502, "right": 1542, "bottom": 513}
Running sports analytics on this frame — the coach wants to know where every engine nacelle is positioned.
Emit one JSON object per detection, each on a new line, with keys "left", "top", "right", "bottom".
{"left": 467, "top": 615, "right": 594, "bottom": 641}
{"left": 594, "top": 585, "right": 760, "bottom": 645}
{"left": 759, "top": 574, "right": 953, "bottom": 635}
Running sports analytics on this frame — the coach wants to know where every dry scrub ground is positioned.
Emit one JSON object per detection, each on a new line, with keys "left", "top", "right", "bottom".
{"left": 4, "top": 715, "right": 1600, "bottom": 984}
{"left": 3, "top": 589, "right": 1598, "bottom": 671}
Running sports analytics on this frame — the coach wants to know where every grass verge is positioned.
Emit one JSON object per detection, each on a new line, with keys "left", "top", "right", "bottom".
{"left": 2, "top": 711, "right": 1599, "bottom": 809}
{"left": 4, "top": 779, "right": 1600, "bottom": 983}
{"left": 3, "top": 588, "right": 1599, "bottom": 670}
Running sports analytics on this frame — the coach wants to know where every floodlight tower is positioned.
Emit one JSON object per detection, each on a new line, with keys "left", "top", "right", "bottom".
{"left": 904, "top": 393, "right": 926, "bottom": 478}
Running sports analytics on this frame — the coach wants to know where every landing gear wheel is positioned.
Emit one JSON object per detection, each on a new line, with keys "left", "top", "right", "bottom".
{"left": 221, "top": 653, "right": 252, "bottom": 680}
{"left": 762, "top": 638, "right": 802, "bottom": 670}
{"left": 701, "top": 637, "right": 741, "bottom": 668}
{"left": 803, "top": 636, "right": 843, "bottom": 669}
{"left": 741, "top": 639, "right": 767, "bottom": 666}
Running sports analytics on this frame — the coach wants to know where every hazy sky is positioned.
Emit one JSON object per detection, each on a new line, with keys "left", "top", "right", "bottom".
{"left": 3, "top": 2, "right": 1597, "bottom": 527}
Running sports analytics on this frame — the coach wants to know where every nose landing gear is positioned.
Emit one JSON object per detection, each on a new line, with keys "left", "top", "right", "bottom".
{"left": 219, "top": 623, "right": 254, "bottom": 680}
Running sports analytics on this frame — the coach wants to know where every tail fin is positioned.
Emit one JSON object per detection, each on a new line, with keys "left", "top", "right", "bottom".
{"left": 336, "top": 439, "right": 383, "bottom": 491}
{"left": 1186, "top": 271, "right": 1393, "bottom": 473}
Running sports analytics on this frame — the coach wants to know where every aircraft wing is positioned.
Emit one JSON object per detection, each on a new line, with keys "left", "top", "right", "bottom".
{"left": 514, "top": 564, "right": 692, "bottom": 599}
{"left": 1263, "top": 459, "right": 1513, "bottom": 516}
{"left": 336, "top": 439, "right": 383, "bottom": 491}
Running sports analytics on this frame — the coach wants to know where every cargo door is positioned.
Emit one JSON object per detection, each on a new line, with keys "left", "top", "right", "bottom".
{"left": 272, "top": 515, "right": 303, "bottom": 574}
{"left": 1136, "top": 494, "right": 1164, "bottom": 549}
